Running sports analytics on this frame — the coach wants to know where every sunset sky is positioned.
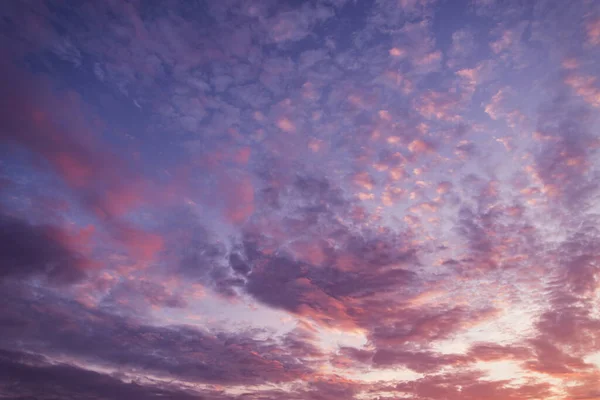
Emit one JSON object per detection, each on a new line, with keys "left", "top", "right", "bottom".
{"left": 1, "top": 0, "right": 600, "bottom": 399}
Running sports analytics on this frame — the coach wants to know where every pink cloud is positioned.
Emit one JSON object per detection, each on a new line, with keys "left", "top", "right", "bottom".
{"left": 408, "top": 139, "right": 434, "bottom": 154}
{"left": 414, "top": 91, "right": 462, "bottom": 121}
{"left": 219, "top": 172, "right": 255, "bottom": 224}
{"left": 277, "top": 117, "right": 296, "bottom": 132}
{"left": 352, "top": 172, "right": 376, "bottom": 191}
{"left": 586, "top": 17, "right": 600, "bottom": 46}
{"left": 113, "top": 225, "right": 164, "bottom": 263}
{"left": 565, "top": 73, "right": 600, "bottom": 108}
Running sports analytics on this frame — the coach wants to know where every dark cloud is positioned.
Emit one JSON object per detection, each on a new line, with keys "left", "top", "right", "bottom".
{"left": 553, "top": 219, "right": 600, "bottom": 295}
{"left": 533, "top": 92, "right": 600, "bottom": 208}
{"left": 239, "top": 214, "right": 418, "bottom": 330}
{"left": 0, "top": 346, "right": 367, "bottom": 400}
{"left": 0, "top": 213, "right": 89, "bottom": 284}
{"left": 0, "top": 349, "right": 206, "bottom": 400}
{"left": 0, "top": 287, "right": 312, "bottom": 386}
{"left": 520, "top": 218, "right": 600, "bottom": 379}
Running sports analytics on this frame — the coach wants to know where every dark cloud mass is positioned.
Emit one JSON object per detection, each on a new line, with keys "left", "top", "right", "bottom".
{"left": 1, "top": 0, "right": 600, "bottom": 399}
{"left": 0, "top": 349, "right": 205, "bottom": 400}
{"left": 0, "top": 213, "right": 89, "bottom": 283}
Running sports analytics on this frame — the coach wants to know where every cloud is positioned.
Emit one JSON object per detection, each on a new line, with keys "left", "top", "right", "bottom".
{"left": 0, "top": 57, "right": 168, "bottom": 269}
{"left": 369, "top": 306, "right": 497, "bottom": 348}
{"left": 0, "top": 59, "right": 142, "bottom": 219}
{"left": 219, "top": 171, "right": 255, "bottom": 224}
{"left": 265, "top": 3, "right": 334, "bottom": 44}
{"left": 447, "top": 29, "right": 476, "bottom": 68}
{"left": 532, "top": 92, "right": 599, "bottom": 206}
{"left": 490, "top": 29, "right": 518, "bottom": 54}
{"left": 525, "top": 338, "right": 591, "bottom": 376}
{"left": 414, "top": 91, "right": 463, "bottom": 121}
{"left": 565, "top": 73, "right": 600, "bottom": 108}
{"left": 467, "top": 343, "right": 533, "bottom": 362}
{"left": 352, "top": 171, "right": 376, "bottom": 190}
{"left": 0, "top": 349, "right": 209, "bottom": 400}
{"left": 0, "top": 213, "right": 91, "bottom": 284}
{"left": 0, "top": 286, "right": 313, "bottom": 386}
{"left": 99, "top": 277, "right": 187, "bottom": 312}
{"left": 3, "top": 0, "right": 600, "bottom": 398}
{"left": 388, "top": 370, "right": 554, "bottom": 400}
{"left": 586, "top": 17, "right": 600, "bottom": 46}
{"left": 372, "top": 349, "right": 468, "bottom": 372}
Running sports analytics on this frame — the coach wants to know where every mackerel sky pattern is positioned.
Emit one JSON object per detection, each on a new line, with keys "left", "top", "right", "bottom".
{"left": 2, "top": 0, "right": 600, "bottom": 399}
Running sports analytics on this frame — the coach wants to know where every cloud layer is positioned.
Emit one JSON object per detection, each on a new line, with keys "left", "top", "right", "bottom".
{"left": 2, "top": 0, "right": 600, "bottom": 399}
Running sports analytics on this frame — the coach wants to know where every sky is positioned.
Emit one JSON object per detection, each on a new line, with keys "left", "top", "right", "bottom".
{"left": 1, "top": 0, "right": 600, "bottom": 399}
